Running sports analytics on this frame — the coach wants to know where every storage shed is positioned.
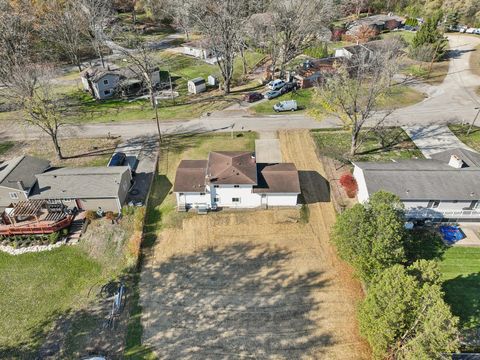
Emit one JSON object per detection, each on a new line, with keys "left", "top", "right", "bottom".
{"left": 188, "top": 77, "right": 207, "bottom": 94}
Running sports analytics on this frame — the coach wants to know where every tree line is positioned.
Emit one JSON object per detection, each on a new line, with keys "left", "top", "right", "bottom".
{"left": 332, "top": 191, "right": 459, "bottom": 359}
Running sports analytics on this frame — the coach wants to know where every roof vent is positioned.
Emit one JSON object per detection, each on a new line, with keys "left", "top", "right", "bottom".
{"left": 448, "top": 154, "right": 464, "bottom": 169}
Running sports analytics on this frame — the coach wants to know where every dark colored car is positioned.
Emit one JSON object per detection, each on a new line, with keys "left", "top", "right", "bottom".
{"left": 243, "top": 92, "right": 263, "bottom": 103}
{"left": 280, "top": 82, "right": 298, "bottom": 94}
{"left": 108, "top": 152, "right": 126, "bottom": 167}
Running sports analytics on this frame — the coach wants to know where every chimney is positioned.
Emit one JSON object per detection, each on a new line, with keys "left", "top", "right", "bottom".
{"left": 17, "top": 181, "right": 25, "bottom": 191}
{"left": 448, "top": 154, "right": 464, "bottom": 169}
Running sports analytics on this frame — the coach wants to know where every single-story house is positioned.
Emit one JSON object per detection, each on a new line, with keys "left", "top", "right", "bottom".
{"left": 81, "top": 66, "right": 161, "bottom": 100}
{"left": 182, "top": 39, "right": 217, "bottom": 63}
{"left": 291, "top": 58, "right": 337, "bottom": 88}
{"left": 0, "top": 155, "right": 51, "bottom": 211}
{"left": 346, "top": 14, "right": 404, "bottom": 36}
{"left": 31, "top": 166, "right": 132, "bottom": 213}
{"left": 187, "top": 77, "right": 207, "bottom": 94}
{"left": 173, "top": 151, "right": 301, "bottom": 211}
{"left": 334, "top": 40, "right": 388, "bottom": 59}
{"left": 353, "top": 148, "right": 480, "bottom": 220}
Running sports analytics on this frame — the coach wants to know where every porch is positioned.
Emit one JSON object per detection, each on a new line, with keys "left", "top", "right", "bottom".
{"left": 0, "top": 200, "right": 74, "bottom": 235}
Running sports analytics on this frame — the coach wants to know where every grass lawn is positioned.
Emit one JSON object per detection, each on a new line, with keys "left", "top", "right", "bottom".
{"left": 439, "top": 246, "right": 480, "bottom": 329}
{"left": 380, "top": 30, "right": 416, "bottom": 45}
{"left": 379, "top": 85, "right": 426, "bottom": 109}
{"left": 124, "top": 131, "right": 258, "bottom": 359}
{"left": 250, "top": 89, "right": 314, "bottom": 115}
{"left": 1, "top": 138, "right": 119, "bottom": 167}
{"left": 448, "top": 124, "right": 480, "bottom": 152}
{"left": 402, "top": 60, "right": 450, "bottom": 86}
{"left": 0, "top": 247, "right": 103, "bottom": 357}
{"left": 312, "top": 127, "right": 423, "bottom": 162}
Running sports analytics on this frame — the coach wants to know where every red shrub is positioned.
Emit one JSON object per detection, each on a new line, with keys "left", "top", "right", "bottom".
{"left": 339, "top": 173, "right": 358, "bottom": 198}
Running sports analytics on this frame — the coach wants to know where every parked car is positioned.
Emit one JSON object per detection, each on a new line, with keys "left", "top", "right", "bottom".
{"left": 466, "top": 28, "right": 475, "bottom": 34}
{"left": 243, "top": 92, "right": 263, "bottom": 103}
{"left": 280, "top": 82, "right": 298, "bottom": 94}
{"left": 273, "top": 100, "right": 298, "bottom": 112}
{"left": 108, "top": 152, "right": 126, "bottom": 167}
{"left": 264, "top": 90, "right": 282, "bottom": 100}
{"left": 267, "top": 79, "right": 285, "bottom": 91}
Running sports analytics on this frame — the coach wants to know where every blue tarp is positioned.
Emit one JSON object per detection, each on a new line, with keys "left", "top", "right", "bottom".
{"left": 439, "top": 226, "right": 465, "bottom": 243}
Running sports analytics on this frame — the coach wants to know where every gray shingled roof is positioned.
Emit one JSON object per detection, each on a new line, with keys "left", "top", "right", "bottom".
{"left": 355, "top": 155, "right": 480, "bottom": 201}
{"left": 431, "top": 148, "right": 480, "bottom": 168}
{"left": 0, "top": 155, "right": 50, "bottom": 191}
{"left": 31, "top": 166, "right": 130, "bottom": 199}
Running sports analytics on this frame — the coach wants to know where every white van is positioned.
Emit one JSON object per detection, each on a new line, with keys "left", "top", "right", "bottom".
{"left": 267, "top": 79, "right": 285, "bottom": 91}
{"left": 273, "top": 100, "right": 298, "bottom": 112}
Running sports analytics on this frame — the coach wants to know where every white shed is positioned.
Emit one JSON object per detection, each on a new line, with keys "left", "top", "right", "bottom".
{"left": 188, "top": 78, "right": 207, "bottom": 94}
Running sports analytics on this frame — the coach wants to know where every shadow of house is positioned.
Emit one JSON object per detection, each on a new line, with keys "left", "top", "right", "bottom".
{"left": 139, "top": 243, "right": 334, "bottom": 359}
{"left": 443, "top": 272, "right": 480, "bottom": 329}
{"left": 298, "top": 170, "right": 331, "bottom": 204}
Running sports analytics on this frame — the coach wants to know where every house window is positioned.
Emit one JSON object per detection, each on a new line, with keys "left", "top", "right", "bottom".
{"left": 427, "top": 200, "right": 440, "bottom": 208}
{"left": 232, "top": 197, "right": 241, "bottom": 203}
{"left": 179, "top": 192, "right": 184, "bottom": 196}
{"left": 234, "top": 185, "right": 240, "bottom": 188}
{"left": 214, "top": 197, "right": 220, "bottom": 202}
{"left": 104, "top": 89, "right": 111, "bottom": 96}
{"left": 8, "top": 192, "right": 18, "bottom": 200}
{"left": 214, "top": 185, "right": 219, "bottom": 188}
{"left": 200, "top": 192, "right": 205, "bottom": 195}
{"left": 103, "top": 79, "right": 109, "bottom": 85}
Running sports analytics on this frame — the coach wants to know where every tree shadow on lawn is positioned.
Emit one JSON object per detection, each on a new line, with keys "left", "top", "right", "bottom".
{"left": 405, "top": 228, "right": 448, "bottom": 264}
{"left": 443, "top": 273, "right": 480, "bottom": 329}
{"left": 138, "top": 242, "right": 335, "bottom": 359}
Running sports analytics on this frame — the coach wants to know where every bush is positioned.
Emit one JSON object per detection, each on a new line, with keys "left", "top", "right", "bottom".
{"left": 49, "top": 232, "right": 60, "bottom": 244}
{"left": 126, "top": 232, "right": 142, "bottom": 267}
{"left": 339, "top": 173, "right": 358, "bottom": 198}
{"left": 85, "top": 210, "right": 97, "bottom": 221}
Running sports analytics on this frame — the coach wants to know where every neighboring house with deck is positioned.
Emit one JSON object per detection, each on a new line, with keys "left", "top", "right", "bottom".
{"left": 0, "top": 156, "right": 51, "bottom": 211}
{"left": 173, "top": 151, "right": 301, "bottom": 211}
{"left": 31, "top": 167, "right": 132, "bottom": 213}
{"left": 353, "top": 148, "right": 480, "bottom": 220}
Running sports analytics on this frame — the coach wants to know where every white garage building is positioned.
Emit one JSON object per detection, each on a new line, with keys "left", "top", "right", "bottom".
{"left": 173, "top": 151, "right": 301, "bottom": 211}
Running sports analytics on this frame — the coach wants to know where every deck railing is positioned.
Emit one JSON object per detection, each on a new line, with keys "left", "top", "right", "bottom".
{"left": 0, "top": 215, "right": 74, "bottom": 235}
{"left": 406, "top": 208, "right": 480, "bottom": 219}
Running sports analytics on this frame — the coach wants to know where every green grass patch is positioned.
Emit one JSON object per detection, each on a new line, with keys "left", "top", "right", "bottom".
{"left": 312, "top": 127, "right": 423, "bottom": 162}
{"left": 380, "top": 31, "right": 416, "bottom": 45}
{"left": 469, "top": 43, "right": 480, "bottom": 78}
{"left": 403, "top": 60, "right": 450, "bottom": 86}
{"left": 0, "top": 141, "right": 15, "bottom": 155}
{"left": 0, "top": 247, "right": 103, "bottom": 357}
{"left": 440, "top": 246, "right": 480, "bottom": 329}
{"left": 378, "top": 85, "right": 426, "bottom": 110}
{"left": 250, "top": 89, "right": 314, "bottom": 115}
{"left": 448, "top": 124, "right": 480, "bottom": 152}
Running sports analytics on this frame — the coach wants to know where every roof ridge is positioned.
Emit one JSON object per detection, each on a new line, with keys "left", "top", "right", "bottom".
{"left": 0, "top": 155, "right": 25, "bottom": 184}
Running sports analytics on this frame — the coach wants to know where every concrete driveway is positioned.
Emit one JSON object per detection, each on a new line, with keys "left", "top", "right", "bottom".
{"left": 387, "top": 34, "right": 480, "bottom": 126}
{"left": 403, "top": 124, "right": 476, "bottom": 157}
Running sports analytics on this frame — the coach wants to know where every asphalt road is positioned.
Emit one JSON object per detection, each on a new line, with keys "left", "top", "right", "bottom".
{"left": 2, "top": 34, "right": 480, "bottom": 142}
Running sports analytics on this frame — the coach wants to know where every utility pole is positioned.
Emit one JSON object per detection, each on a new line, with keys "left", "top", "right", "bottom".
{"left": 467, "top": 107, "right": 480, "bottom": 136}
{"left": 169, "top": 71, "right": 175, "bottom": 105}
{"left": 154, "top": 95, "right": 162, "bottom": 144}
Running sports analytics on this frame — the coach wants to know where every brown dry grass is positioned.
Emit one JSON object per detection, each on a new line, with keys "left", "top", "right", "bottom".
{"left": 1, "top": 137, "right": 119, "bottom": 167}
{"left": 139, "top": 130, "right": 370, "bottom": 359}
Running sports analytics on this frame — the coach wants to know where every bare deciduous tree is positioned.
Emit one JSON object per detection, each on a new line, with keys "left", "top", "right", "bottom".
{"left": 189, "top": 0, "right": 247, "bottom": 94}
{"left": 41, "top": 1, "right": 88, "bottom": 72}
{"left": 316, "top": 40, "right": 403, "bottom": 156}
{"left": 76, "top": 0, "right": 113, "bottom": 68}
{"left": 270, "top": 0, "right": 333, "bottom": 77}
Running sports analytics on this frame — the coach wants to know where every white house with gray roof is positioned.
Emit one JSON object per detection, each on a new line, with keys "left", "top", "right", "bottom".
{"left": 353, "top": 148, "right": 480, "bottom": 220}
{"left": 31, "top": 167, "right": 132, "bottom": 213}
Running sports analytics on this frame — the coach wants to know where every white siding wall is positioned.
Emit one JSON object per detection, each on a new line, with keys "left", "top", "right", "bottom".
{"left": 210, "top": 185, "right": 261, "bottom": 208}
{"left": 94, "top": 74, "right": 121, "bottom": 99}
{"left": 176, "top": 192, "right": 209, "bottom": 207}
{"left": 353, "top": 165, "right": 369, "bottom": 203}
{"left": 265, "top": 194, "right": 298, "bottom": 206}
{"left": 404, "top": 200, "right": 477, "bottom": 211}
{"left": 183, "top": 46, "right": 205, "bottom": 59}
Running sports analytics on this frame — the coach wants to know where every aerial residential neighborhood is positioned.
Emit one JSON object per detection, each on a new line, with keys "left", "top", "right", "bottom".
{"left": 1, "top": 0, "right": 480, "bottom": 359}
